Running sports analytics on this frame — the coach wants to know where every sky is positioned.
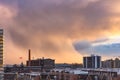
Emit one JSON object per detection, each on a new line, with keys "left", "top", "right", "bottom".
{"left": 0, "top": 0, "right": 120, "bottom": 64}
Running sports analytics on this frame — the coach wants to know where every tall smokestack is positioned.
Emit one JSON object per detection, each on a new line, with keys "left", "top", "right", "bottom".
{"left": 28, "top": 49, "right": 31, "bottom": 66}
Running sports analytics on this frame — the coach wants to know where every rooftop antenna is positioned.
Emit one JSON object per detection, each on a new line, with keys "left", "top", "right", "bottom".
{"left": 91, "top": 47, "right": 95, "bottom": 56}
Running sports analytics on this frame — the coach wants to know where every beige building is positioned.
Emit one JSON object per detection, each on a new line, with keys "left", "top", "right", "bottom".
{"left": 114, "top": 58, "right": 120, "bottom": 68}
{"left": 102, "top": 58, "right": 120, "bottom": 68}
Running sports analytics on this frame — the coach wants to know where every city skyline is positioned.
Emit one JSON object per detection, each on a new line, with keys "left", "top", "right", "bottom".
{"left": 0, "top": 0, "right": 120, "bottom": 64}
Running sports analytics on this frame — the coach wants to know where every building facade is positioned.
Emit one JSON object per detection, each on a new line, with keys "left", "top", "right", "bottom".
{"left": 102, "top": 58, "right": 120, "bottom": 68}
{"left": 83, "top": 55, "right": 101, "bottom": 68}
{"left": 102, "top": 59, "right": 114, "bottom": 68}
{"left": 114, "top": 58, "right": 120, "bottom": 68}
{"left": 0, "top": 29, "right": 3, "bottom": 68}
{"left": 26, "top": 58, "right": 55, "bottom": 70}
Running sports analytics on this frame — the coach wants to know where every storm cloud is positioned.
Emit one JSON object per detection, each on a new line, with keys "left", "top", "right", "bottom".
{"left": 0, "top": 0, "right": 120, "bottom": 63}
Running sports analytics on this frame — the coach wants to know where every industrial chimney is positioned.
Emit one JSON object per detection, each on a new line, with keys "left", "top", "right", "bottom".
{"left": 28, "top": 49, "right": 31, "bottom": 66}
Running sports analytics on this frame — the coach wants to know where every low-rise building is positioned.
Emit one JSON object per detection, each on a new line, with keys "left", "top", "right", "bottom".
{"left": 26, "top": 57, "right": 55, "bottom": 71}
{"left": 102, "top": 58, "right": 120, "bottom": 68}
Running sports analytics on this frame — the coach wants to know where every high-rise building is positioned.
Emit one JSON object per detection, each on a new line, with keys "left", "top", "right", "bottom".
{"left": 0, "top": 29, "right": 3, "bottom": 68}
{"left": 83, "top": 55, "right": 101, "bottom": 68}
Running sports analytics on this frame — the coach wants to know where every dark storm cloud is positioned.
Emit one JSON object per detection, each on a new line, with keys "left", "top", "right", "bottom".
{"left": 13, "top": 0, "right": 111, "bottom": 37}
{"left": 1, "top": 0, "right": 120, "bottom": 55}
{"left": 73, "top": 41, "right": 91, "bottom": 51}
{"left": 73, "top": 37, "right": 109, "bottom": 55}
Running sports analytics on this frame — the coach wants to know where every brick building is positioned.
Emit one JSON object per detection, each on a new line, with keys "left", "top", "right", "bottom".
{"left": 26, "top": 57, "right": 55, "bottom": 71}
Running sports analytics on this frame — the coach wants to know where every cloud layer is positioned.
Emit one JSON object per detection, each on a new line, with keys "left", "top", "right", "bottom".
{"left": 73, "top": 38, "right": 120, "bottom": 56}
{"left": 0, "top": 0, "right": 120, "bottom": 63}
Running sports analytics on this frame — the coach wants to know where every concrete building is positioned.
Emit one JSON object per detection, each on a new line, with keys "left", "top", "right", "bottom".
{"left": 83, "top": 55, "right": 101, "bottom": 68}
{"left": 0, "top": 29, "right": 3, "bottom": 68}
{"left": 102, "top": 58, "right": 120, "bottom": 68}
{"left": 114, "top": 58, "right": 120, "bottom": 68}
{"left": 102, "top": 59, "right": 114, "bottom": 68}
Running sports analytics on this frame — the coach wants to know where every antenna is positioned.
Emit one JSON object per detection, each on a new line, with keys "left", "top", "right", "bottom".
{"left": 91, "top": 47, "right": 94, "bottom": 56}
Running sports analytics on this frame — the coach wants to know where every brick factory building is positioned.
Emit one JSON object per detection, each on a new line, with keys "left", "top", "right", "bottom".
{"left": 26, "top": 57, "right": 55, "bottom": 70}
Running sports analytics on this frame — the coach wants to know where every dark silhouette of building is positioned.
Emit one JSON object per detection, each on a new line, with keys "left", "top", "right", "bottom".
{"left": 26, "top": 57, "right": 55, "bottom": 71}
{"left": 26, "top": 49, "right": 55, "bottom": 71}
{"left": 83, "top": 55, "right": 101, "bottom": 68}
